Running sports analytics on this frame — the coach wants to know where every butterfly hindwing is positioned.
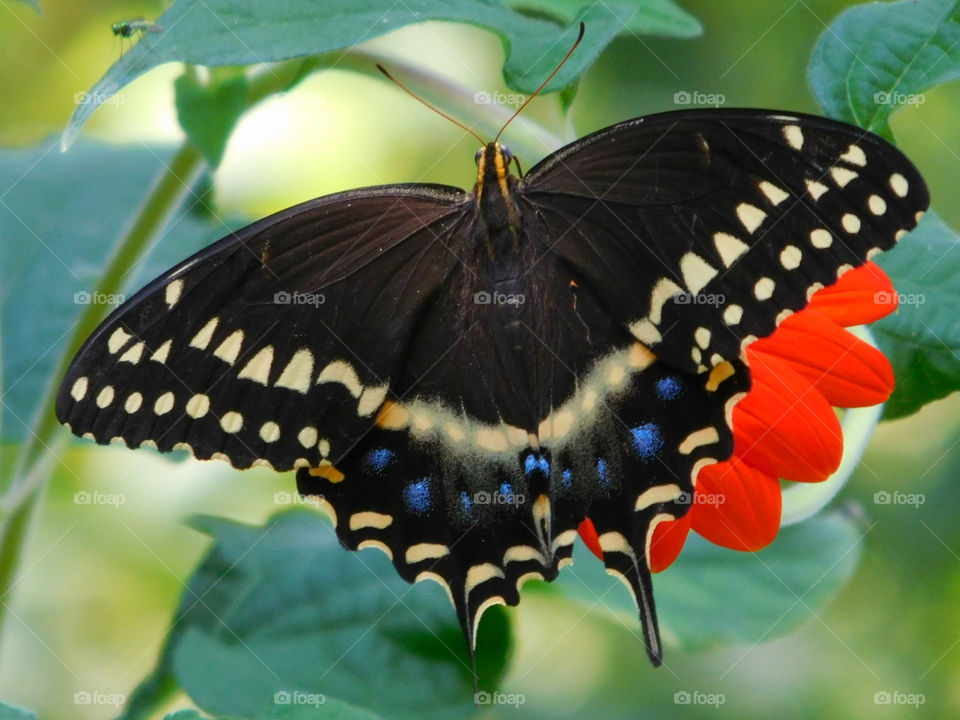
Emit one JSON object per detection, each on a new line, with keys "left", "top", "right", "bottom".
{"left": 520, "top": 109, "right": 929, "bottom": 371}
{"left": 56, "top": 186, "right": 472, "bottom": 470}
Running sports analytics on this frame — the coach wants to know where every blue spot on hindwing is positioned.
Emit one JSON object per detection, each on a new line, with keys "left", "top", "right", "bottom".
{"left": 403, "top": 478, "right": 432, "bottom": 515}
{"left": 655, "top": 375, "right": 684, "bottom": 401}
{"left": 631, "top": 422, "right": 664, "bottom": 459}
{"left": 524, "top": 452, "right": 550, "bottom": 476}
{"left": 562, "top": 469, "right": 573, "bottom": 488}
{"left": 596, "top": 458, "right": 610, "bottom": 487}
{"left": 364, "top": 447, "right": 395, "bottom": 473}
{"left": 460, "top": 490, "right": 474, "bottom": 518}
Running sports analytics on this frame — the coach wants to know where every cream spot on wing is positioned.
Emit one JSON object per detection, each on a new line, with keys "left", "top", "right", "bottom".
{"left": 238, "top": 346, "right": 274, "bottom": 385}
{"left": 783, "top": 124, "right": 803, "bottom": 150}
{"left": 357, "top": 385, "right": 389, "bottom": 416}
{"left": 842, "top": 213, "right": 861, "bottom": 233}
{"left": 780, "top": 245, "right": 802, "bottom": 270}
{"left": 868, "top": 194, "right": 887, "bottom": 216}
{"left": 810, "top": 228, "right": 833, "bottom": 249}
{"left": 713, "top": 232, "right": 749, "bottom": 268}
{"left": 629, "top": 318, "right": 661, "bottom": 345}
{"left": 107, "top": 328, "right": 131, "bottom": 354}
{"left": 695, "top": 327, "right": 711, "bottom": 349}
{"left": 259, "top": 421, "right": 280, "bottom": 443}
{"left": 405, "top": 543, "right": 449, "bottom": 564}
{"left": 890, "top": 172, "right": 909, "bottom": 197}
{"left": 680, "top": 252, "right": 718, "bottom": 294}
{"left": 70, "top": 377, "right": 89, "bottom": 401}
{"left": 118, "top": 341, "right": 145, "bottom": 364}
{"left": 475, "top": 428, "right": 509, "bottom": 452}
{"left": 185, "top": 394, "right": 210, "bottom": 418}
{"left": 805, "top": 179, "right": 829, "bottom": 200}
{"left": 165, "top": 279, "right": 184, "bottom": 308}
{"left": 317, "top": 360, "right": 363, "bottom": 398}
{"left": 124, "top": 392, "right": 142, "bottom": 413}
{"left": 806, "top": 282, "right": 825, "bottom": 300}
{"left": 151, "top": 339, "right": 172, "bottom": 364}
{"left": 275, "top": 348, "right": 314, "bottom": 393}
{"left": 840, "top": 144, "right": 867, "bottom": 166}
{"left": 648, "top": 277, "right": 683, "bottom": 323}
{"left": 298, "top": 426, "right": 318, "bottom": 449}
{"left": 318, "top": 438, "right": 330, "bottom": 457}
{"left": 96, "top": 385, "right": 114, "bottom": 408}
{"left": 465, "top": 563, "right": 505, "bottom": 594}
{"left": 830, "top": 166, "right": 857, "bottom": 187}
{"left": 189, "top": 317, "right": 219, "bottom": 350}
{"left": 213, "top": 330, "right": 244, "bottom": 365}
{"left": 754, "top": 277, "right": 775, "bottom": 301}
{"left": 349, "top": 511, "right": 393, "bottom": 531}
{"left": 635, "top": 484, "right": 682, "bottom": 511}
{"left": 678, "top": 426, "right": 720, "bottom": 454}
{"left": 220, "top": 411, "right": 243, "bottom": 433}
{"left": 154, "top": 391, "right": 175, "bottom": 415}
{"left": 736, "top": 203, "right": 767, "bottom": 233}
{"left": 723, "top": 304, "right": 743, "bottom": 325}
{"left": 758, "top": 180, "right": 789, "bottom": 206}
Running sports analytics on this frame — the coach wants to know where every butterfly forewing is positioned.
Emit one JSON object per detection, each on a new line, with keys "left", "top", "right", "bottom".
{"left": 521, "top": 110, "right": 928, "bottom": 372}
{"left": 57, "top": 186, "right": 471, "bottom": 470}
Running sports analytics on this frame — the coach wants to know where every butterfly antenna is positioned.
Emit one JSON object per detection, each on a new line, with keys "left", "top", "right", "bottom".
{"left": 494, "top": 21, "right": 585, "bottom": 143}
{"left": 376, "top": 64, "right": 486, "bottom": 145}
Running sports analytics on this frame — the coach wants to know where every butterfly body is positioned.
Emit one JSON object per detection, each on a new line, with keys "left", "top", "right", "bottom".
{"left": 56, "top": 109, "right": 929, "bottom": 668}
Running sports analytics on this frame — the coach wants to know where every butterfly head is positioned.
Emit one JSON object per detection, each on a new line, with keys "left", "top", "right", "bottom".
{"left": 475, "top": 142, "right": 516, "bottom": 202}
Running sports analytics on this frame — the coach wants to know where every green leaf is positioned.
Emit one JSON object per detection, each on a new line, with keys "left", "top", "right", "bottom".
{"left": 0, "top": 702, "right": 36, "bottom": 720}
{"left": 63, "top": 0, "right": 700, "bottom": 150}
{"left": 0, "top": 141, "right": 233, "bottom": 444}
{"left": 808, "top": 0, "right": 960, "bottom": 139}
{"left": 874, "top": 212, "right": 960, "bottom": 419}
{"left": 160, "top": 698, "right": 382, "bottom": 719}
{"left": 122, "top": 509, "right": 511, "bottom": 720}
{"left": 510, "top": 0, "right": 701, "bottom": 37}
{"left": 175, "top": 68, "right": 250, "bottom": 168}
{"left": 550, "top": 511, "right": 863, "bottom": 650}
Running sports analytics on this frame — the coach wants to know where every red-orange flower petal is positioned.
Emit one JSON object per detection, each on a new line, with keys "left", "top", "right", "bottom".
{"left": 649, "top": 512, "right": 691, "bottom": 573}
{"left": 689, "top": 457, "right": 781, "bottom": 551}
{"left": 808, "top": 262, "right": 898, "bottom": 326}
{"left": 750, "top": 309, "right": 895, "bottom": 407}
{"left": 733, "top": 350, "right": 842, "bottom": 483}
{"left": 578, "top": 517, "right": 603, "bottom": 560}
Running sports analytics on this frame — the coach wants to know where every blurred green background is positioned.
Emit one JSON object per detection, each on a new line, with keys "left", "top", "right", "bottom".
{"left": 1, "top": 0, "right": 959, "bottom": 718}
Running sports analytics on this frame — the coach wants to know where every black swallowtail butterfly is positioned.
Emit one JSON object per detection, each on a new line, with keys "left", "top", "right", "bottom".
{"left": 56, "top": 34, "right": 929, "bottom": 669}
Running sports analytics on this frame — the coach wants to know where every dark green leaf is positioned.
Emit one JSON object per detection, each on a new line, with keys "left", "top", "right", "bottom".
{"left": 123, "top": 509, "right": 511, "bottom": 720}
{"left": 875, "top": 212, "right": 960, "bottom": 419}
{"left": 0, "top": 141, "right": 236, "bottom": 445}
{"left": 160, "top": 698, "right": 382, "bottom": 719}
{"left": 63, "top": 0, "right": 701, "bottom": 149}
{"left": 808, "top": 0, "right": 960, "bottom": 139}
{"left": 0, "top": 702, "right": 36, "bottom": 720}
{"left": 175, "top": 68, "right": 250, "bottom": 168}
{"left": 549, "top": 511, "right": 862, "bottom": 650}
{"left": 510, "top": 0, "right": 701, "bottom": 37}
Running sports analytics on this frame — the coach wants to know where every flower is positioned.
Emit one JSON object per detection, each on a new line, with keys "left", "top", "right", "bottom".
{"left": 578, "top": 262, "right": 898, "bottom": 569}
